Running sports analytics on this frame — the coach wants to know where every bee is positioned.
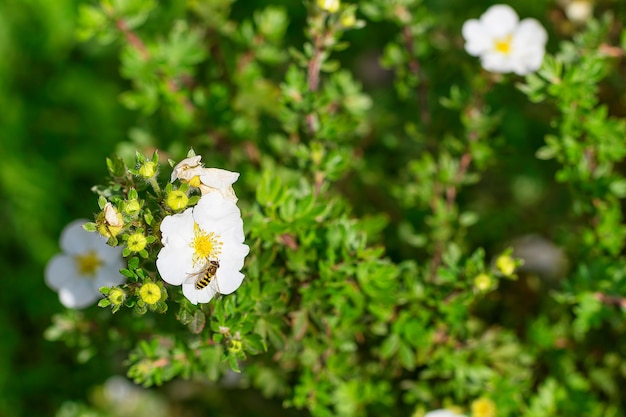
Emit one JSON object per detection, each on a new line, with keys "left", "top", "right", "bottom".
{"left": 187, "top": 259, "right": 220, "bottom": 290}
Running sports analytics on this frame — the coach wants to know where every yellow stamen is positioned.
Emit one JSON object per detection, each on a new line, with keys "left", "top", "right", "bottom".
{"left": 75, "top": 250, "right": 102, "bottom": 276}
{"left": 494, "top": 35, "right": 512, "bottom": 55}
{"left": 190, "top": 223, "right": 223, "bottom": 266}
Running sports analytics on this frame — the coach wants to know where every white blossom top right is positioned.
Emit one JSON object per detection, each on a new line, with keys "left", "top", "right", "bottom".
{"left": 462, "top": 4, "right": 548, "bottom": 76}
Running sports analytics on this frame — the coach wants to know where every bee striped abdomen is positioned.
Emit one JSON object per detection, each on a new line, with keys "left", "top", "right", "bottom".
{"left": 195, "top": 260, "right": 220, "bottom": 290}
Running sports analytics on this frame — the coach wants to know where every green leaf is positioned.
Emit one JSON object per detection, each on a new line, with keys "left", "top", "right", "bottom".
{"left": 188, "top": 310, "right": 206, "bottom": 334}
{"left": 98, "top": 298, "right": 111, "bottom": 308}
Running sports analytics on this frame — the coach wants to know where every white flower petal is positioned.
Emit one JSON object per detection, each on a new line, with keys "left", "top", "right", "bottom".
{"left": 198, "top": 168, "right": 240, "bottom": 189}
{"left": 156, "top": 243, "right": 195, "bottom": 285}
{"left": 160, "top": 208, "right": 194, "bottom": 246}
{"left": 513, "top": 18, "right": 547, "bottom": 48}
{"left": 171, "top": 155, "right": 203, "bottom": 182}
{"left": 425, "top": 410, "right": 467, "bottom": 417}
{"left": 60, "top": 219, "right": 102, "bottom": 255}
{"left": 94, "top": 243, "right": 124, "bottom": 266}
{"left": 462, "top": 20, "right": 492, "bottom": 56}
{"left": 480, "top": 4, "right": 518, "bottom": 38}
{"left": 216, "top": 269, "right": 245, "bottom": 295}
{"left": 219, "top": 242, "right": 250, "bottom": 272}
{"left": 45, "top": 254, "right": 81, "bottom": 290}
{"left": 94, "top": 264, "right": 126, "bottom": 289}
{"left": 182, "top": 280, "right": 217, "bottom": 305}
{"left": 58, "top": 281, "right": 100, "bottom": 309}
{"left": 194, "top": 193, "right": 241, "bottom": 224}
{"left": 481, "top": 51, "right": 513, "bottom": 73}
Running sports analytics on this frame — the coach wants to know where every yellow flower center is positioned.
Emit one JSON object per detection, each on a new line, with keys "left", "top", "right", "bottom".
{"left": 190, "top": 223, "right": 223, "bottom": 266}
{"left": 75, "top": 250, "right": 102, "bottom": 276}
{"left": 494, "top": 35, "right": 512, "bottom": 55}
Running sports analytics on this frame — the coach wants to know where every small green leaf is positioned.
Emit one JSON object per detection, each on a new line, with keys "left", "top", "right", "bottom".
{"left": 188, "top": 310, "right": 206, "bottom": 334}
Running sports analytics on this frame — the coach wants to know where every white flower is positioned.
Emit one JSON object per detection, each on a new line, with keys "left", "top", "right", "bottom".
{"left": 45, "top": 219, "right": 125, "bottom": 309}
{"left": 425, "top": 410, "right": 467, "bottom": 417}
{"left": 462, "top": 5, "right": 547, "bottom": 75}
{"left": 171, "top": 155, "right": 240, "bottom": 202}
{"left": 156, "top": 193, "right": 249, "bottom": 305}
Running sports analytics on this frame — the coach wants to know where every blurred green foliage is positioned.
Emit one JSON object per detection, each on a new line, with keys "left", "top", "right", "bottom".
{"left": 2, "top": 0, "right": 626, "bottom": 416}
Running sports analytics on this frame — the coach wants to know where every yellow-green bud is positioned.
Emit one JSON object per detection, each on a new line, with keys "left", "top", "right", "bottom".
{"left": 228, "top": 339, "right": 243, "bottom": 353}
{"left": 108, "top": 288, "right": 126, "bottom": 305}
{"left": 473, "top": 273, "right": 492, "bottom": 291}
{"left": 317, "top": 0, "right": 339, "bottom": 13}
{"left": 127, "top": 233, "right": 147, "bottom": 252}
{"left": 188, "top": 175, "right": 201, "bottom": 188}
{"left": 138, "top": 161, "right": 158, "bottom": 178}
{"left": 496, "top": 255, "right": 516, "bottom": 276}
{"left": 124, "top": 199, "right": 141, "bottom": 215}
{"left": 340, "top": 11, "right": 356, "bottom": 28}
{"left": 139, "top": 282, "right": 161, "bottom": 305}
{"left": 166, "top": 190, "right": 189, "bottom": 211}
{"left": 471, "top": 398, "right": 496, "bottom": 417}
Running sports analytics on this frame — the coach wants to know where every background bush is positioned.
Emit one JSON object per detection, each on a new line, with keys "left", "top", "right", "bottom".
{"left": 1, "top": 0, "right": 626, "bottom": 416}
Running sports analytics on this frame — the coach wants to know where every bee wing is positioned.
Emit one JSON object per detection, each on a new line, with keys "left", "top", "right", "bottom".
{"left": 184, "top": 269, "right": 203, "bottom": 286}
{"left": 184, "top": 274, "right": 197, "bottom": 286}
{"left": 208, "top": 275, "right": 221, "bottom": 294}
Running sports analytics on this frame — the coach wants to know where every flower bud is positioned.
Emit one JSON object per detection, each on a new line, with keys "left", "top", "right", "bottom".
{"left": 473, "top": 273, "right": 492, "bottom": 291}
{"left": 317, "top": 0, "right": 339, "bottom": 13}
{"left": 127, "top": 233, "right": 147, "bottom": 252}
{"left": 188, "top": 175, "right": 201, "bottom": 188}
{"left": 228, "top": 339, "right": 243, "bottom": 353}
{"left": 340, "top": 11, "right": 356, "bottom": 28}
{"left": 138, "top": 161, "right": 158, "bottom": 178}
{"left": 139, "top": 282, "right": 161, "bottom": 305}
{"left": 496, "top": 254, "right": 516, "bottom": 276}
{"left": 108, "top": 287, "right": 126, "bottom": 305}
{"left": 166, "top": 190, "right": 189, "bottom": 211}
{"left": 124, "top": 199, "right": 141, "bottom": 215}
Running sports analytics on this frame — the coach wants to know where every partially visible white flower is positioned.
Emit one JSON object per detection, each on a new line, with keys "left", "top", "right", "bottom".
{"left": 425, "top": 410, "right": 467, "bottom": 417}
{"left": 564, "top": 0, "right": 593, "bottom": 24}
{"left": 156, "top": 193, "right": 249, "bottom": 305}
{"left": 45, "top": 219, "right": 125, "bottom": 308}
{"left": 462, "top": 5, "right": 548, "bottom": 75}
{"left": 171, "top": 155, "right": 240, "bottom": 202}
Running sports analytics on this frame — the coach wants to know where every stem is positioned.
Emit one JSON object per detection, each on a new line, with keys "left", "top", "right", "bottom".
{"left": 148, "top": 177, "right": 162, "bottom": 196}
{"left": 402, "top": 26, "right": 430, "bottom": 126}
{"left": 116, "top": 19, "right": 150, "bottom": 60}
{"left": 595, "top": 292, "right": 626, "bottom": 308}
{"left": 306, "top": 30, "right": 325, "bottom": 136}
{"left": 115, "top": 19, "right": 196, "bottom": 114}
